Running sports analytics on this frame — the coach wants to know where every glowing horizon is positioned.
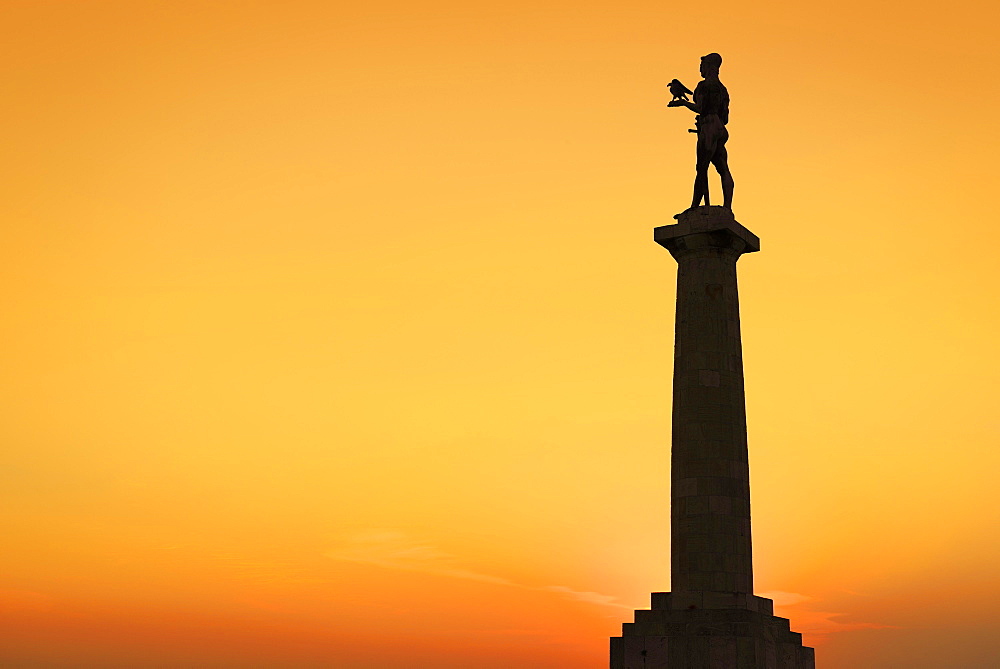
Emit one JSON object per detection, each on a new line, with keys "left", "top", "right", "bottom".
{"left": 2, "top": 1, "right": 1000, "bottom": 667}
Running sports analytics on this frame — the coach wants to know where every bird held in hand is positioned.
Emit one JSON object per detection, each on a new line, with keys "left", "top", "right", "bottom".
{"left": 667, "top": 79, "right": 692, "bottom": 103}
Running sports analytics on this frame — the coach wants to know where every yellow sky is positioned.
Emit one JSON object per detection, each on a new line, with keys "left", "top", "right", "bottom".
{"left": 2, "top": 1, "right": 999, "bottom": 666}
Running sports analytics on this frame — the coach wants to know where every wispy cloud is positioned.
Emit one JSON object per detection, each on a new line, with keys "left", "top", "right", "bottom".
{"left": 327, "top": 530, "right": 629, "bottom": 609}
{"left": 758, "top": 590, "right": 897, "bottom": 641}
{"left": 757, "top": 590, "right": 812, "bottom": 607}
{"left": 328, "top": 534, "right": 896, "bottom": 634}
{"left": 540, "top": 585, "right": 625, "bottom": 607}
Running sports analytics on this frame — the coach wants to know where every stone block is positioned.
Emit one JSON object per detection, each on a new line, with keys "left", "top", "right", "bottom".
{"left": 699, "top": 369, "right": 722, "bottom": 387}
{"left": 736, "top": 637, "right": 757, "bottom": 669}
{"left": 610, "top": 636, "right": 625, "bottom": 668}
{"left": 623, "top": 635, "right": 648, "bottom": 667}
{"left": 688, "top": 635, "right": 711, "bottom": 667}
{"left": 683, "top": 496, "right": 710, "bottom": 515}
{"left": 710, "top": 635, "right": 739, "bottom": 669}
{"left": 674, "top": 477, "right": 699, "bottom": 497}
{"left": 702, "top": 590, "right": 742, "bottom": 610}
{"left": 650, "top": 592, "right": 672, "bottom": 610}
{"left": 752, "top": 596, "right": 774, "bottom": 616}
{"left": 671, "top": 591, "right": 704, "bottom": 610}
{"left": 645, "top": 636, "right": 670, "bottom": 666}
{"left": 764, "top": 639, "right": 778, "bottom": 668}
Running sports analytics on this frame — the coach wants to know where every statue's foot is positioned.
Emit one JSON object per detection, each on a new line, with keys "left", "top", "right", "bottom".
{"left": 674, "top": 206, "right": 697, "bottom": 219}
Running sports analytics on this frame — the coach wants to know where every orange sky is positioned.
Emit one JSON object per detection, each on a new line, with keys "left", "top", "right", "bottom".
{"left": 2, "top": 1, "right": 999, "bottom": 667}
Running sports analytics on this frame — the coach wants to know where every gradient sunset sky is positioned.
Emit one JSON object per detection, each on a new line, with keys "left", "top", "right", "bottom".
{"left": 3, "top": 1, "right": 1000, "bottom": 667}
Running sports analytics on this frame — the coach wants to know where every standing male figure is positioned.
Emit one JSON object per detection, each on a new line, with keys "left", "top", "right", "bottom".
{"left": 668, "top": 53, "right": 734, "bottom": 210}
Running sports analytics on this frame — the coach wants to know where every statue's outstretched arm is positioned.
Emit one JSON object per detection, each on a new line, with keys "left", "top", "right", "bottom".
{"left": 668, "top": 99, "right": 701, "bottom": 113}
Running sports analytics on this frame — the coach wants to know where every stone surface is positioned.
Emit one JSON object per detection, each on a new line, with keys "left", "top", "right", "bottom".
{"left": 663, "top": 206, "right": 755, "bottom": 598}
{"left": 611, "top": 592, "right": 815, "bottom": 669}
{"left": 610, "top": 206, "right": 813, "bottom": 667}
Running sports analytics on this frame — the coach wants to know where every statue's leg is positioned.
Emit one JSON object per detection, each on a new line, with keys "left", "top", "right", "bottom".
{"left": 693, "top": 129, "right": 717, "bottom": 209}
{"left": 691, "top": 164, "right": 710, "bottom": 209}
{"left": 711, "top": 143, "right": 733, "bottom": 210}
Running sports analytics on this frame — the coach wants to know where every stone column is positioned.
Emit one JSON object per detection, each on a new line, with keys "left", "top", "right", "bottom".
{"left": 610, "top": 206, "right": 814, "bottom": 668}
{"left": 662, "top": 206, "right": 756, "bottom": 601}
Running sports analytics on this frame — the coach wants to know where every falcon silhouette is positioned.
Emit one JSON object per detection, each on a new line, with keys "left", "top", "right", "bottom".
{"left": 667, "top": 79, "right": 693, "bottom": 103}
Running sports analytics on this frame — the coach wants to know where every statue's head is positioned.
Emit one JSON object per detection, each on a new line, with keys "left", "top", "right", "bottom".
{"left": 700, "top": 53, "right": 722, "bottom": 77}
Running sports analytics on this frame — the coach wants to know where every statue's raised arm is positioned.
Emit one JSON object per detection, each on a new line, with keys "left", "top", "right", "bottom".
{"left": 667, "top": 53, "right": 734, "bottom": 211}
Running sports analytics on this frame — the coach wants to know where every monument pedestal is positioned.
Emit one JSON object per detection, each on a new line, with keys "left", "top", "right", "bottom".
{"left": 610, "top": 207, "right": 813, "bottom": 668}
{"left": 610, "top": 591, "right": 814, "bottom": 668}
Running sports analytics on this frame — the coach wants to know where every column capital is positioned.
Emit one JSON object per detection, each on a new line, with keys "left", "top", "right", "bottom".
{"left": 654, "top": 206, "right": 760, "bottom": 259}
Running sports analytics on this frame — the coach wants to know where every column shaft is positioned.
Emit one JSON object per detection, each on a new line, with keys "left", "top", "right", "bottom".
{"left": 655, "top": 209, "right": 758, "bottom": 598}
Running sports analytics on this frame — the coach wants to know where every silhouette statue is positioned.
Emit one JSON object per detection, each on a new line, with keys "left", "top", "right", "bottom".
{"left": 667, "top": 53, "right": 734, "bottom": 211}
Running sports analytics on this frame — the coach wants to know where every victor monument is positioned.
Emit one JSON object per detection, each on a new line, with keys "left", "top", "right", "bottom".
{"left": 609, "top": 54, "right": 815, "bottom": 668}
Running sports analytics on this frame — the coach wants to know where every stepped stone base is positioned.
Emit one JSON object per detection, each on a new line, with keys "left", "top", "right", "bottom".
{"left": 610, "top": 592, "right": 815, "bottom": 668}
